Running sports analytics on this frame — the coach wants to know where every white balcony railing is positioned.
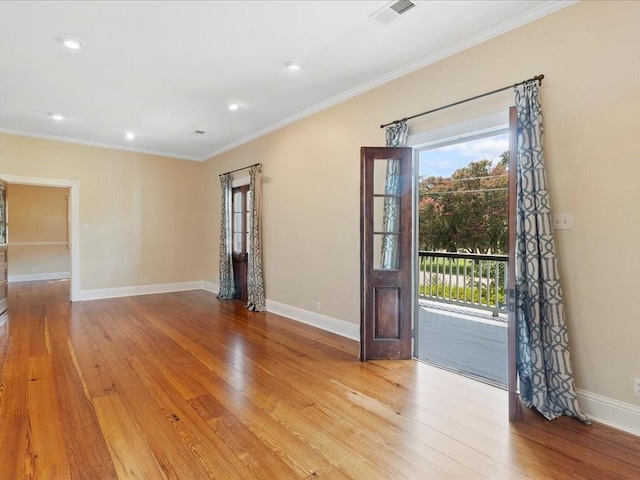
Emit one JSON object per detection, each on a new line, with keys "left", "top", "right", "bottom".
{"left": 418, "top": 251, "right": 508, "bottom": 317}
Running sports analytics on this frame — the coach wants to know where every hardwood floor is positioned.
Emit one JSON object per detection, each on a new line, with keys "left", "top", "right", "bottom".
{"left": 1, "top": 281, "right": 639, "bottom": 479}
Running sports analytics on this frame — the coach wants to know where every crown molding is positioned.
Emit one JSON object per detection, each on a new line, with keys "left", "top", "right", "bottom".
{"left": 203, "top": 1, "right": 577, "bottom": 160}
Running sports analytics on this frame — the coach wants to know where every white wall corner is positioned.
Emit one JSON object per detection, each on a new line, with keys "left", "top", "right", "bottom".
{"left": 265, "top": 299, "right": 360, "bottom": 341}
{"left": 78, "top": 281, "right": 203, "bottom": 301}
{"left": 202, "top": 281, "right": 219, "bottom": 294}
{"left": 577, "top": 389, "right": 640, "bottom": 437}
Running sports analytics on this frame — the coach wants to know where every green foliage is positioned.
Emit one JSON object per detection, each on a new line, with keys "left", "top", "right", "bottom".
{"left": 419, "top": 279, "right": 505, "bottom": 309}
{"left": 419, "top": 152, "right": 509, "bottom": 253}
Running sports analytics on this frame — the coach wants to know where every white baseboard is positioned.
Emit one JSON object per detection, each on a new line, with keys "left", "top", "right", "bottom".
{"left": 8, "top": 272, "right": 70, "bottom": 283}
{"left": 577, "top": 389, "right": 640, "bottom": 437}
{"left": 265, "top": 299, "right": 359, "bottom": 341}
{"left": 199, "top": 283, "right": 359, "bottom": 340}
{"left": 78, "top": 281, "right": 203, "bottom": 301}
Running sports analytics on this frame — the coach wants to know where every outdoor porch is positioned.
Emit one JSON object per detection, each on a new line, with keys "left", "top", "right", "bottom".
{"left": 417, "top": 301, "right": 507, "bottom": 388}
{"left": 416, "top": 251, "right": 508, "bottom": 388}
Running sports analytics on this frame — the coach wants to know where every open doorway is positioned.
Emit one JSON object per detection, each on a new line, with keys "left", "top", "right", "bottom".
{"left": 6, "top": 184, "right": 71, "bottom": 284}
{"left": 413, "top": 125, "right": 510, "bottom": 388}
{"left": 0, "top": 174, "right": 79, "bottom": 302}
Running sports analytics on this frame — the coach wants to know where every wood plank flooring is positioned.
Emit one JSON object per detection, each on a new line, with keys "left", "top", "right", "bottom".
{"left": 1, "top": 280, "right": 639, "bottom": 479}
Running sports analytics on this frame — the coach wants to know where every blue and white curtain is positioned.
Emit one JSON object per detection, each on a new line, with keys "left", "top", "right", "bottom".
{"left": 514, "top": 81, "right": 588, "bottom": 422}
{"left": 0, "top": 183, "right": 6, "bottom": 244}
{"left": 380, "top": 122, "right": 408, "bottom": 269}
{"left": 247, "top": 165, "right": 266, "bottom": 311}
{"left": 218, "top": 173, "right": 235, "bottom": 299}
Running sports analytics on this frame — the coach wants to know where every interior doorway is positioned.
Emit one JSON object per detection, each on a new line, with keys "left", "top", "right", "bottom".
{"left": 6, "top": 184, "right": 71, "bottom": 284}
{"left": 0, "top": 174, "right": 79, "bottom": 302}
{"left": 414, "top": 128, "right": 510, "bottom": 388}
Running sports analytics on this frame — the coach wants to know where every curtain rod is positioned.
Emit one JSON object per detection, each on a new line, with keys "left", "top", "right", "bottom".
{"left": 219, "top": 163, "right": 261, "bottom": 177}
{"left": 379, "top": 74, "right": 544, "bottom": 129}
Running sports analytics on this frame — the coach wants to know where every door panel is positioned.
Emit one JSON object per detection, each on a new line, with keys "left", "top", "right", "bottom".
{"left": 507, "top": 106, "right": 521, "bottom": 420}
{"left": 374, "top": 287, "right": 400, "bottom": 338}
{"left": 361, "top": 147, "right": 413, "bottom": 360}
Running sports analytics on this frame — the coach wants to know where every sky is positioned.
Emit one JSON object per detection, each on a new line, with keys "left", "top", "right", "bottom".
{"left": 418, "top": 132, "right": 509, "bottom": 178}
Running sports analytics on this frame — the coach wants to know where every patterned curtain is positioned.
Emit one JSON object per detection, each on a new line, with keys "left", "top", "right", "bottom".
{"left": 0, "top": 184, "right": 6, "bottom": 244}
{"left": 514, "top": 81, "right": 588, "bottom": 422}
{"left": 246, "top": 165, "right": 266, "bottom": 311}
{"left": 218, "top": 173, "right": 235, "bottom": 299}
{"left": 380, "top": 122, "right": 408, "bottom": 269}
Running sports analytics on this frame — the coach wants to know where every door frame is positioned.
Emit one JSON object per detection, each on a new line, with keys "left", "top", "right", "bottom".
{"left": 507, "top": 106, "right": 520, "bottom": 421}
{"left": 0, "top": 174, "right": 80, "bottom": 302}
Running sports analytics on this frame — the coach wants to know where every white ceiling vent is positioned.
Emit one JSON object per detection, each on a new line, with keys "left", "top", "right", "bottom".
{"left": 371, "top": 0, "right": 417, "bottom": 25}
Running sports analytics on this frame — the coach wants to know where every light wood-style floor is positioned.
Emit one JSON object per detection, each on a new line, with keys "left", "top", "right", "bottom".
{"left": 1, "top": 281, "right": 639, "bottom": 479}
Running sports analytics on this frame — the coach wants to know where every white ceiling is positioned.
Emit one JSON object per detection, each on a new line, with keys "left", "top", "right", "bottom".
{"left": 0, "top": 1, "right": 574, "bottom": 161}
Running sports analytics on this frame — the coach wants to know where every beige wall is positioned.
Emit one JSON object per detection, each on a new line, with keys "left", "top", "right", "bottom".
{"left": 7, "top": 184, "right": 70, "bottom": 276}
{"left": 9, "top": 245, "right": 70, "bottom": 277}
{"left": 0, "top": 137, "right": 206, "bottom": 290}
{"left": 203, "top": 1, "right": 640, "bottom": 406}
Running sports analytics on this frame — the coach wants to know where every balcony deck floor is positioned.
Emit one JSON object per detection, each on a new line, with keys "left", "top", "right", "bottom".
{"left": 417, "top": 300, "right": 508, "bottom": 388}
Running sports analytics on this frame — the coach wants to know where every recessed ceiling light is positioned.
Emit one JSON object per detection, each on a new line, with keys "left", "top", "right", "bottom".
{"left": 47, "top": 113, "right": 64, "bottom": 121}
{"left": 57, "top": 34, "right": 83, "bottom": 50}
{"left": 125, "top": 132, "right": 135, "bottom": 140}
{"left": 228, "top": 103, "right": 239, "bottom": 111}
{"left": 286, "top": 61, "right": 301, "bottom": 71}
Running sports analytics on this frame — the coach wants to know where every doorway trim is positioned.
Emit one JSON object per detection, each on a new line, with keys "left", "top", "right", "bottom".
{"left": 407, "top": 112, "right": 509, "bottom": 149}
{"left": 0, "top": 174, "right": 80, "bottom": 302}
{"left": 232, "top": 174, "right": 250, "bottom": 188}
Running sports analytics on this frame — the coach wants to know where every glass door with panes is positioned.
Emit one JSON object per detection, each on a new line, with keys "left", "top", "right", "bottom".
{"left": 232, "top": 185, "right": 250, "bottom": 303}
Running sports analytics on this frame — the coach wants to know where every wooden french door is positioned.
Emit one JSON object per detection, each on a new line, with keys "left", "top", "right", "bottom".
{"left": 507, "top": 106, "right": 521, "bottom": 420}
{"left": 232, "top": 185, "right": 249, "bottom": 303}
{"left": 360, "top": 147, "right": 413, "bottom": 360}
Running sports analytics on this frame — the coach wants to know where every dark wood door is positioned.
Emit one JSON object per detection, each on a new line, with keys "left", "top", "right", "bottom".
{"left": 507, "top": 106, "right": 521, "bottom": 420}
{"left": 360, "top": 147, "right": 413, "bottom": 360}
{"left": 232, "top": 185, "right": 249, "bottom": 303}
